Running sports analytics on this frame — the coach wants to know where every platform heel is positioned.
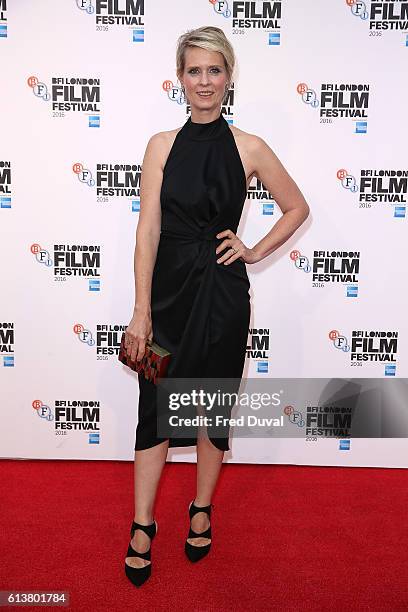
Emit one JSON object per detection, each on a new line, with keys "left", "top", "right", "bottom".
{"left": 125, "top": 519, "right": 158, "bottom": 587}
{"left": 185, "top": 500, "right": 213, "bottom": 562}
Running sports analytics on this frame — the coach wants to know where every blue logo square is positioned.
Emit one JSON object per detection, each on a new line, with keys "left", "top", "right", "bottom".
{"left": 3, "top": 356, "right": 14, "bottom": 367}
{"left": 133, "top": 29, "right": 144, "bottom": 42}
{"left": 89, "top": 433, "right": 100, "bottom": 444}
{"left": 268, "top": 32, "right": 280, "bottom": 46}
{"left": 0, "top": 197, "right": 11, "bottom": 208}
{"left": 89, "top": 115, "right": 100, "bottom": 128}
{"left": 355, "top": 121, "right": 367, "bottom": 134}
{"left": 385, "top": 364, "right": 396, "bottom": 377}
{"left": 89, "top": 279, "right": 100, "bottom": 292}
{"left": 347, "top": 285, "right": 358, "bottom": 298}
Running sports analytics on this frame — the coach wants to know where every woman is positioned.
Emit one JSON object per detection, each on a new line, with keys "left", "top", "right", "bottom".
{"left": 124, "top": 26, "right": 309, "bottom": 587}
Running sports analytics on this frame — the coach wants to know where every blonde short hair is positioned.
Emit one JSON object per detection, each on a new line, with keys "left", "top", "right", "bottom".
{"left": 176, "top": 26, "right": 235, "bottom": 86}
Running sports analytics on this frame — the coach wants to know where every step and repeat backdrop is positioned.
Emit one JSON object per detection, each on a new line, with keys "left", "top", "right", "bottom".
{"left": 1, "top": 0, "right": 407, "bottom": 467}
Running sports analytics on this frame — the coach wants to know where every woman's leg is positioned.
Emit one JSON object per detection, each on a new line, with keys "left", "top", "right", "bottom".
{"left": 128, "top": 439, "right": 169, "bottom": 568}
{"left": 187, "top": 435, "right": 224, "bottom": 546}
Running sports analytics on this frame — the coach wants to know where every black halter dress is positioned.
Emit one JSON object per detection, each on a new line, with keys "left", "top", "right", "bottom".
{"left": 134, "top": 112, "right": 251, "bottom": 451}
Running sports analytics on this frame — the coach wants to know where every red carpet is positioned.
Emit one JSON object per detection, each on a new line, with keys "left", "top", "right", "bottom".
{"left": 1, "top": 460, "right": 407, "bottom": 611}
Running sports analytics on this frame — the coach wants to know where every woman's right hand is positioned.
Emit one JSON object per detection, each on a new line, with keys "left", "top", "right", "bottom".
{"left": 125, "top": 310, "right": 153, "bottom": 363}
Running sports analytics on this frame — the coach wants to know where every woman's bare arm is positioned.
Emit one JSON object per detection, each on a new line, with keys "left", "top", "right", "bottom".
{"left": 127, "top": 132, "right": 169, "bottom": 361}
{"left": 250, "top": 136, "right": 310, "bottom": 261}
{"left": 133, "top": 133, "right": 166, "bottom": 315}
{"left": 216, "top": 134, "right": 310, "bottom": 266}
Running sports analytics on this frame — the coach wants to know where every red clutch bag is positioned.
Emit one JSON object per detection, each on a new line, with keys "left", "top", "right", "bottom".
{"left": 118, "top": 332, "right": 171, "bottom": 385}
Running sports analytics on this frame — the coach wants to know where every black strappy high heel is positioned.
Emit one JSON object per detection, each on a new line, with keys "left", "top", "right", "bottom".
{"left": 125, "top": 519, "right": 158, "bottom": 587}
{"left": 185, "top": 500, "right": 213, "bottom": 562}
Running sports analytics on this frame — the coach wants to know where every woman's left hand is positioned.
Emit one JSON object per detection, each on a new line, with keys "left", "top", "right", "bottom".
{"left": 215, "top": 229, "right": 261, "bottom": 265}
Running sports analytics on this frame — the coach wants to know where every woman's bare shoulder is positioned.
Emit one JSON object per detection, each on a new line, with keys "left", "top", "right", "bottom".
{"left": 144, "top": 126, "right": 182, "bottom": 168}
{"left": 148, "top": 125, "right": 183, "bottom": 146}
{"left": 229, "top": 123, "right": 266, "bottom": 152}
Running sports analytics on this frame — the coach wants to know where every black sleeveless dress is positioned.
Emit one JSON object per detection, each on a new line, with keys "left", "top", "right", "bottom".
{"left": 134, "top": 112, "right": 251, "bottom": 451}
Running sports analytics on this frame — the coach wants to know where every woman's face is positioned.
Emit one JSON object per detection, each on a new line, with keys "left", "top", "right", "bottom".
{"left": 179, "top": 46, "right": 229, "bottom": 111}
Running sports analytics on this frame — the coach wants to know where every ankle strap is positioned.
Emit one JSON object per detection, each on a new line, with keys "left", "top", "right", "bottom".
{"left": 189, "top": 501, "right": 214, "bottom": 519}
{"left": 130, "top": 520, "right": 156, "bottom": 540}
